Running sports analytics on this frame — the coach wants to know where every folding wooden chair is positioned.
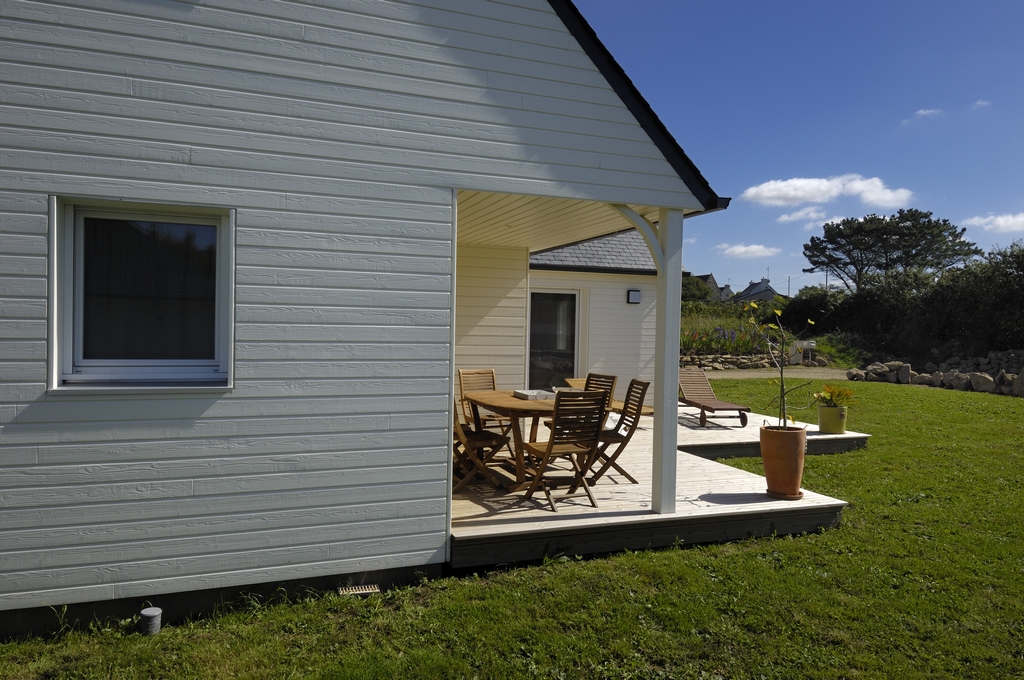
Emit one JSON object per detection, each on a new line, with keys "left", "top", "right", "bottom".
{"left": 589, "top": 378, "right": 650, "bottom": 485}
{"left": 458, "top": 368, "right": 513, "bottom": 437}
{"left": 678, "top": 367, "right": 750, "bottom": 427}
{"left": 452, "top": 411, "right": 509, "bottom": 492}
{"left": 547, "top": 372, "right": 617, "bottom": 429}
{"left": 522, "top": 390, "right": 606, "bottom": 511}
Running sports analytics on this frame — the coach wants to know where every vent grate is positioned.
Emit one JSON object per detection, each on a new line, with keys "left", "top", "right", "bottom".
{"left": 337, "top": 584, "right": 380, "bottom": 598}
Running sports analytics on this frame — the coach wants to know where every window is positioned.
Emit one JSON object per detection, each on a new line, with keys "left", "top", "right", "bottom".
{"left": 52, "top": 200, "right": 234, "bottom": 389}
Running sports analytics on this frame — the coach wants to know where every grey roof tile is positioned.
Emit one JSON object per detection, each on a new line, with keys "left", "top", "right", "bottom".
{"left": 530, "top": 230, "right": 656, "bottom": 272}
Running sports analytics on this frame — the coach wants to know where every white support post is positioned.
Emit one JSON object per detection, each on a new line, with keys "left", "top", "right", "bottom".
{"left": 652, "top": 208, "right": 683, "bottom": 514}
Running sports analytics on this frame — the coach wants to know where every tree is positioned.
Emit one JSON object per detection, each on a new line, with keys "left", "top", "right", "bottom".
{"left": 802, "top": 209, "right": 982, "bottom": 292}
{"left": 680, "top": 276, "right": 714, "bottom": 300}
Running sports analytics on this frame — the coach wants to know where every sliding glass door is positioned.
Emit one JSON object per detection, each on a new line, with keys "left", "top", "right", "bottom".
{"left": 529, "top": 292, "right": 577, "bottom": 390}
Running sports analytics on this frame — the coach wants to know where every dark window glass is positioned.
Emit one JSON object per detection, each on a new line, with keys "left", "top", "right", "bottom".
{"left": 82, "top": 218, "right": 217, "bottom": 360}
{"left": 529, "top": 292, "right": 576, "bottom": 389}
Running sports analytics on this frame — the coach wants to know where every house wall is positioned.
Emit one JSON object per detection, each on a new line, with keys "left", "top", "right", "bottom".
{"left": 528, "top": 270, "right": 658, "bottom": 402}
{"left": 454, "top": 245, "right": 529, "bottom": 408}
{"left": 0, "top": 0, "right": 696, "bottom": 611}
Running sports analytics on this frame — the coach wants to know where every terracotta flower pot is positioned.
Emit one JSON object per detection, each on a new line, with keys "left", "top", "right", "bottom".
{"left": 759, "top": 426, "right": 806, "bottom": 500}
{"left": 817, "top": 405, "right": 848, "bottom": 434}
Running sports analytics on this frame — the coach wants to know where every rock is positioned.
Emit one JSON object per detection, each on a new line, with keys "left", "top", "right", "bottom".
{"left": 711, "top": 363, "right": 725, "bottom": 371}
{"left": 1014, "top": 375, "right": 1024, "bottom": 397}
{"left": 884, "top": 361, "right": 904, "bottom": 371}
{"left": 815, "top": 356, "right": 830, "bottom": 367}
{"left": 887, "top": 371, "right": 898, "bottom": 383}
{"left": 951, "top": 374, "right": 971, "bottom": 390}
{"left": 932, "top": 371, "right": 944, "bottom": 386}
{"left": 999, "top": 385, "right": 1014, "bottom": 395}
{"left": 865, "top": 371, "right": 885, "bottom": 382}
{"left": 969, "top": 372, "right": 997, "bottom": 393}
{"left": 924, "top": 362, "right": 939, "bottom": 373}
{"left": 911, "top": 374, "right": 933, "bottom": 385}
{"left": 865, "top": 362, "right": 888, "bottom": 375}
{"left": 847, "top": 368, "right": 865, "bottom": 381}
{"left": 996, "top": 369, "right": 1007, "bottom": 386}
{"left": 897, "top": 364, "right": 912, "bottom": 384}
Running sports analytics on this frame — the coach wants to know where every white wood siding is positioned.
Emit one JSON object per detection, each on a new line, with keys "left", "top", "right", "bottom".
{"left": 529, "top": 270, "right": 658, "bottom": 402}
{"left": 0, "top": 0, "right": 696, "bottom": 610}
{"left": 454, "top": 245, "right": 529, "bottom": 403}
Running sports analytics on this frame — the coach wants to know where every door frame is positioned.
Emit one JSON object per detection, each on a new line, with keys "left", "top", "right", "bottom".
{"left": 526, "top": 286, "right": 588, "bottom": 388}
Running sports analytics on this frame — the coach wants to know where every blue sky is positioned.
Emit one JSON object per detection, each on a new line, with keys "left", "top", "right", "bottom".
{"left": 574, "top": 0, "right": 1024, "bottom": 295}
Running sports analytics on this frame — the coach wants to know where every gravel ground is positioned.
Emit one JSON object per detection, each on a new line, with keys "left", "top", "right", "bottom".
{"left": 703, "top": 366, "right": 852, "bottom": 381}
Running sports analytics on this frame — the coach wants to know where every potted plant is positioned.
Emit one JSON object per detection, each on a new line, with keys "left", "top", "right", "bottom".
{"left": 746, "top": 303, "right": 812, "bottom": 500}
{"left": 813, "top": 383, "right": 856, "bottom": 434}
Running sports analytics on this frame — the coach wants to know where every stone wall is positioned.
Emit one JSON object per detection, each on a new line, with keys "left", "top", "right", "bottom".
{"left": 846, "top": 350, "right": 1024, "bottom": 397}
{"left": 680, "top": 353, "right": 831, "bottom": 371}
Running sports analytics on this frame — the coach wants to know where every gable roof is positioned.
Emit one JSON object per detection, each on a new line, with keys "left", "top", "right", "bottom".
{"left": 733, "top": 278, "right": 783, "bottom": 302}
{"left": 530, "top": 229, "right": 656, "bottom": 275}
{"left": 548, "top": 0, "right": 730, "bottom": 216}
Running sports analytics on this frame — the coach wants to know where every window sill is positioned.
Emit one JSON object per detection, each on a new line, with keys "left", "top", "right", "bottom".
{"left": 47, "top": 381, "right": 232, "bottom": 396}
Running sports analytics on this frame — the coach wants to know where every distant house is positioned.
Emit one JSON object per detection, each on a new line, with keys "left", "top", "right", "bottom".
{"left": 688, "top": 272, "right": 732, "bottom": 302}
{"left": 0, "top": 0, "right": 728, "bottom": 622}
{"left": 732, "top": 278, "right": 785, "bottom": 303}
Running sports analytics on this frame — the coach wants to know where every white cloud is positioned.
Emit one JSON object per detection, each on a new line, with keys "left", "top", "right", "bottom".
{"left": 742, "top": 174, "right": 912, "bottom": 209}
{"left": 842, "top": 176, "right": 913, "bottom": 208}
{"left": 903, "top": 109, "right": 943, "bottom": 124}
{"left": 963, "top": 213, "right": 1024, "bottom": 233}
{"left": 715, "top": 243, "right": 781, "bottom": 259}
{"left": 777, "top": 206, "right": 826, "bottom": 223}
{"left": 974, "top": 100, "right": 991, "bottom": 109}
{"left": 803, "top": 215, "right": 846, "bottom": 231}
{"left": 684, "top": 237, "right": 698, "bottom": 245}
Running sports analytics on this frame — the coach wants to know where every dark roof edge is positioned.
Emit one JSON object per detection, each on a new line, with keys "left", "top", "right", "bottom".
{"left": 530, "top": 264, "right": 657, "bottom": 276}
{"left": 548, "top": 0, "right": 729, "bottom": 215}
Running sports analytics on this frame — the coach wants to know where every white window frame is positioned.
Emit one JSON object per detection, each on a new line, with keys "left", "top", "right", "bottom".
{"left": 49, "top": 197, "right": 234, "bottom": 392}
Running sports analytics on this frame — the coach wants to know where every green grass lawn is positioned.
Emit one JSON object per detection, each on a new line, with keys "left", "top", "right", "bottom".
{"left": 3, "top": 382, "right": 1024, "bottom": 679}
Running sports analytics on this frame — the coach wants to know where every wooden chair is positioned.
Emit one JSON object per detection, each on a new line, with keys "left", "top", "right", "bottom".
{"left": 548, "top": 373, "right": 617, "bottom": 428}
{"left": 458, "top": 368, "right": 513, "bottom": 441}
{"left": 522, "top": 390, "right": 606, "bottom": 512}
{"left": 452, "top": 411, "right": 509, "bottom": 492}
{"left": 678, "top": 367, "right": 750, "bottom": 427}
{"left": 589, "top": 378, "right": 650, "bottom": 485}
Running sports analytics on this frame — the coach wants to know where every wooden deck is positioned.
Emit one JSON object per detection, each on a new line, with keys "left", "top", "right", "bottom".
{"left": 676, "top": 406, "right": 870, "bottom": 459}
{"left": 450, "top": 407, "right": 860, "bottom": 568}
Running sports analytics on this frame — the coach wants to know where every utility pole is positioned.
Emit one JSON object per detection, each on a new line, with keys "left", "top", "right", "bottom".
{"left": 788, "top": 275, "right": 790, "bottom": 297}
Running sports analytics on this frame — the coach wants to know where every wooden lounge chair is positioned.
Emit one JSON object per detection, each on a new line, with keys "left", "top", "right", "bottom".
{"left": 452, "top": 411, "right": 509, "bottom": 492}
{"left": 589, "top": 378, "right": 650, "bottom": 485}
{"left": 522, "top": 390, "right": 606, "bottom": 511}
{"left": 678, "top": 367, "right": 750, "bottom": 427}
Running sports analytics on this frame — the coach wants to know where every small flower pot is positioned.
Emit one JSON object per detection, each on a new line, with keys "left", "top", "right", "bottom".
{"left": 817, "top": 405, "right": 848, "bottom": 434}
{"left": 759, "top": 426, "right": 806, "bottom": 500}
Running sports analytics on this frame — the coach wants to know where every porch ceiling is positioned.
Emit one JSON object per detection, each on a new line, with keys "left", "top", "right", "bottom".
{"left": 457, "top": 190, "right": 672, "bottom": 253}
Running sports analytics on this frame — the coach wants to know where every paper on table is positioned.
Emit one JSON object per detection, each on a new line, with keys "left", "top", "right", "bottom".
{"left": 512, "top": 389, "right": 556, "bottom": 400}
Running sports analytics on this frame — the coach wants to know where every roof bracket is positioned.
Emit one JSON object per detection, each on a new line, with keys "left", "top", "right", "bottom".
{"left": 610, "top": 204, "right": 664, "bottom": 273}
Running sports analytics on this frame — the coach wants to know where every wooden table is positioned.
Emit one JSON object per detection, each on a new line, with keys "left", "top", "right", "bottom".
{"left": 463, "top": 390, "right": 555, "bottom": 492}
